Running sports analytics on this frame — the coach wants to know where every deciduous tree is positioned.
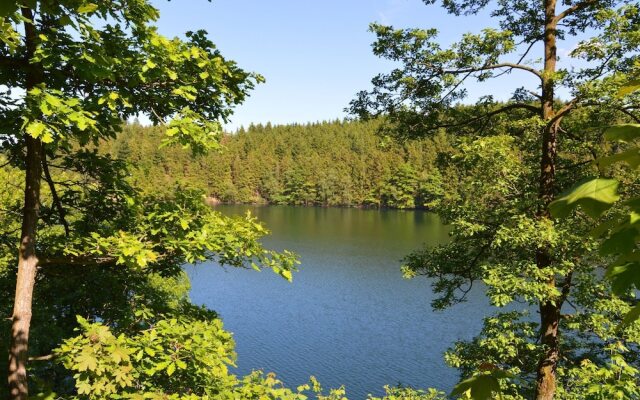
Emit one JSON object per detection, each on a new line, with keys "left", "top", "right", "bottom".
{"left": 351, "top": 1, "right": 640, "bottom": 398}
{"left": 0, "top": 1, "right": 298, "bottom": 398}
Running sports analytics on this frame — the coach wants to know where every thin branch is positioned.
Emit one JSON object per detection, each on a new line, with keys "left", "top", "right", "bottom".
{"left": 618, "top": 107, "right": 640, "bottom": 123}
{"left": 437, "top": 70, "right": 474, "bottom": 106}
{"left": 516, "top": 40, "right": 538, "bottom": 66}
{"left": 39, "top": 252, "right": 168, "bottom": 268}
{"left": 564, "top": 299, "right": 579, "bottom": 311}
{"left": 42, "top": 151, "right": 70, "bottom": 236}
{"left": 444, "top": 62, "right": 543, "bottom": 81}
{"left": 493, "top": 40, "right": 539, "bottom": 79}
{"left": 560, "top": 271, "right": 574, "bottom": 306}
{"left": 558, "top": 159, "right": 592, "bottom": 171}
{"left": 429, "top": 103, "right": 541, "bottom": 131}
{"left": 453, "top": 233, "right": 496, "bottom": 303}
{"left": 150, "top": 106, "right": 167, "bottom": 126}
{"left": 39, "top": 255, "right": 116, "bottom": 268}
{"left": 582, "top": 52, "right": 617, "bottom": 84}
{"left": 527, "top": 90, "right": 543, "bottom": 100}
{"left": 28, "top": 354, "right": 54, "bottom": 362}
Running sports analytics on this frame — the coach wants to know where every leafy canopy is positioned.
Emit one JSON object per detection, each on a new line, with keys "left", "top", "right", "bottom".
{"left": 0, "top": 0, "right": 297, "bottom": 398}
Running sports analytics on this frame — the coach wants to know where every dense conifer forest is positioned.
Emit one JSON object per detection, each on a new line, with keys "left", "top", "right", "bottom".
{"left": 105, "top": 120, "right": 454, "bottom": 209}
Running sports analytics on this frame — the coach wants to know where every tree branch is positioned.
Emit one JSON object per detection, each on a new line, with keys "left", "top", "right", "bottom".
{"left": 39, "top": 252, "right": 169, "bottom": 268}
{"left": 38, "top": 255, "right": 116, "bottom": 268}
{"left": 493, "top": 40, "right": 539, "bottom": 80}
{"left": 41, "top": 151, "right": 70, "bottom": 236}
{"left": 437, "top": 70, "right": 474, "bottom": 106}
{"left": 547, "top": 99, "right": 579, "bottom": 128}
{"left": 527, "top": 90, "right": 543, "bottom": 100}
{"left": 557, "top": 159, "right": 592, "bottom": 171}
{"left": 0, "top": 56, "right": 30, "bottom": 70}
{"left": 618, "top": 107, "right": 640, "bottom": 123}
{"left": 559, "top": 271, "right": 574, "bottom": 306}
{"left": 444, "top": 62, "right": 542, "bottom": 81}
{"left": 28, "top": 354, "right": 54, "bottom": 362}
{"left": 554, "top": 0, "right": 598, "bottom": 23}
{"left": 430, "top": 103, "right": 541, "bottom": 131}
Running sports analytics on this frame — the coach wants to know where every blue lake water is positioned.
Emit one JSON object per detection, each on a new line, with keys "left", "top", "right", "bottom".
{"left": 186, "top": 206, "right": 492, "bottom": 398}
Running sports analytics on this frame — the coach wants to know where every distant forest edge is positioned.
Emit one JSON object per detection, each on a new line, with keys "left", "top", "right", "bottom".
{"left": 105, "top": 119, "right": 455, "bottom": 209}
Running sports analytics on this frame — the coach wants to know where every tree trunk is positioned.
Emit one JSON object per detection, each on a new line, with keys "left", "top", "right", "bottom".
{"left": 8, "top": 136, "right": 43, "bottom": 400}
{"left": 7, "top": 7, "right": 43, "bottom": 400}
{"left": 535, "top": 1, "right": 560, "bottom": 399}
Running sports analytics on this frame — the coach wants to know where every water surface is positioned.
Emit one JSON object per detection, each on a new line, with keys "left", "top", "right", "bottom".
{"left": 186, "top": 206, "right": 491, "bottom": 398}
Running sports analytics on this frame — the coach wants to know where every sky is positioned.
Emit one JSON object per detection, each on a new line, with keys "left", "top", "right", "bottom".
{"left": 150, "top": 0, "right": 572, "bottom": 131}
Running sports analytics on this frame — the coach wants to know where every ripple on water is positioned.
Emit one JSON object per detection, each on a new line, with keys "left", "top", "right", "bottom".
{"left": 186, "top": 206, "right": 490, "bottom": 398}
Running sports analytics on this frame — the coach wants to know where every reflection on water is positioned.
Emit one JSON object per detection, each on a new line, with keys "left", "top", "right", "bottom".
{"left": 186, "top": 205, "right": 490, "bottom": 398}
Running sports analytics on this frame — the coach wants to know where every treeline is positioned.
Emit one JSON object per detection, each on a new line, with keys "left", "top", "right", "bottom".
{"left": 104, "top": 119, "right": 454, "bottom": 208}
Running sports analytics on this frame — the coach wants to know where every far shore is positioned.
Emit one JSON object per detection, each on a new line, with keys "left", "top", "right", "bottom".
{"left": 204, "top": 196, "right": 430, "bottom": 211}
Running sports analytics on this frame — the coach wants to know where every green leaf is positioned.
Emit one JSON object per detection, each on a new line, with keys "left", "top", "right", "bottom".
{"left": 281, "top": 269, "right": 292, "bottom": 281}
{"left": 590, "top": 218, "right": 620, "bottom": 238}
{"left": 606, "top": 262, "right": 640, "bottom": 295}
{"left": 618, "top": 79, "right": 640, "bottom": 97}
{"left": 0, "top": 1, "right": 18, "bottom": 17}
{"left": 39, "top": 101, "right": 52, "bottom": 116}
{"left": 77, "top": 3, "right": 99, "bottom": 14}
{"left": 32, "top": 390, "right": 57, "bottom": 400}
{"left": 597, "top": 148, "right": 640, "bottom": 169}
{"left": 110, "top": 346, "right": 129, "bottom": 363}
{"left": 627, "top": 198, "right": 640, "bottom": 213}
{"left": 76, "top": 352, "right": 98, "bottom": 372}
{"left": 25, "top": 121, "right": 46, "bottom": 138}
{"left": 604, "top": 124, "right": 640, "bottom": 143}
{"left": 58, "top": 15, "right": 74, "bottom": 27}
{"left": 166, "top": 362, "right": 176, "bottom": 376}
{"left": 451, "top": 374, "right": 501, "bottom": 400}
{"left": 41, "top": 131, "right": 54, "bottom": 143}
{"left": 619, "top": 303, "right": 640, "bottom": 329}
{"left": 44, "top": 94, "right": 62, "bottom": 108}
{"left": 600, "top": 227, "right": 639, "bottom": 256}
{"left": 550, "top": 178, "right": 620, "bottom": 219}
{"left": 76, "top": 380, "right": 92, "bottom": 395}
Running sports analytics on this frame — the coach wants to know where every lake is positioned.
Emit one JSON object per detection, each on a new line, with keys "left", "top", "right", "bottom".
{"left": 186, "top": 205, "right": 492, "bottom": 398}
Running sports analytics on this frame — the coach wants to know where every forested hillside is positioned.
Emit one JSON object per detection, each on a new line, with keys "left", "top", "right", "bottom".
{"left": 104, "top": 119, "right": 454, "bottom": 208}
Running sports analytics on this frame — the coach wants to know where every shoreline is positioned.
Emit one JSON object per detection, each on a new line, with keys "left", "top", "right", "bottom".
{"left": 204, "top": 196, "right": 429, "bottom": 211}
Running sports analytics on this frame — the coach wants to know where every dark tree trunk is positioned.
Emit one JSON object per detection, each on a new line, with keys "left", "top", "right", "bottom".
{"left": 535, "top": 1, "right": 560, "bottom": 399}
{"left": 7, "top": 7, "right": 43, "bottom": 400}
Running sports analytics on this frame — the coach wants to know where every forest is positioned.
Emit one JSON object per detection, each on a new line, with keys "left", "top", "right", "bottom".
{"left": 1, "top": 0, "right": 640, "bottom": 400}
{"left": 104, "top": 119, "right": 453, "bottom": 209}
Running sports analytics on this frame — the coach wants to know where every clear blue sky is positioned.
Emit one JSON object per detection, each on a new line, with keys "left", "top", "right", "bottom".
{"left": 152, "top": 0, "right": 574, "bottom": 131}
